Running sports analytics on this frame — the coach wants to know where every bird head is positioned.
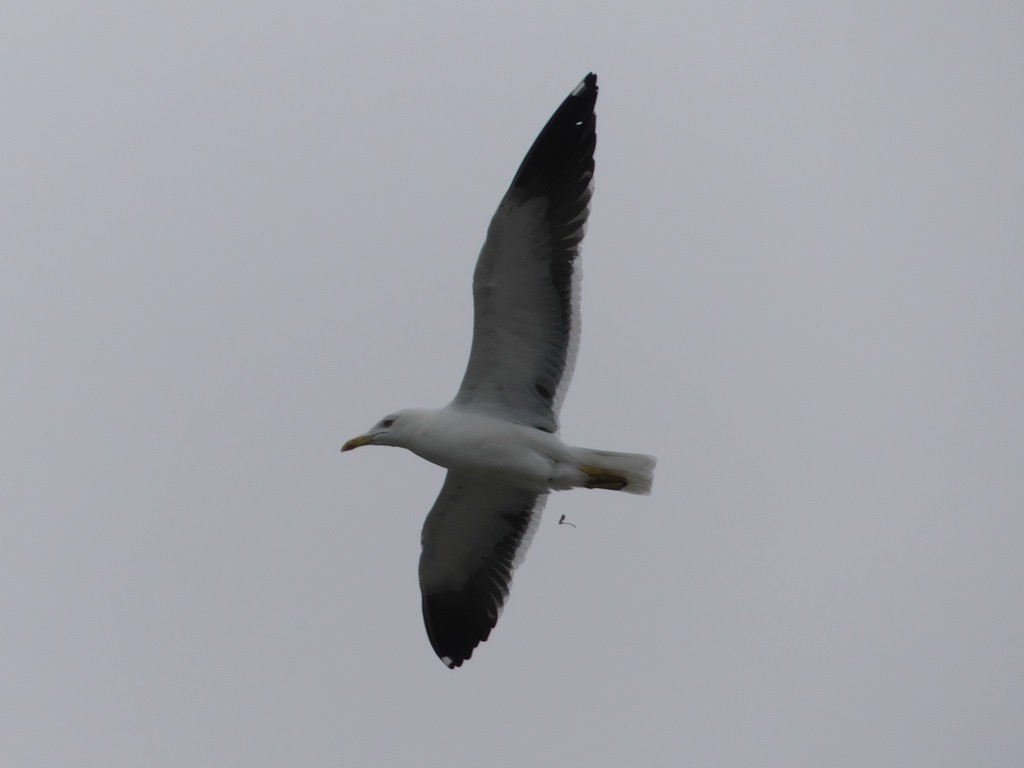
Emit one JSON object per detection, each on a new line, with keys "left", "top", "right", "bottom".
{"left": 341, "top": 411, "right": 409, "bottom": 451}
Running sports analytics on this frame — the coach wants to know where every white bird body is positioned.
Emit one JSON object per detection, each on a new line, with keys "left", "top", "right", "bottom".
{"left": 385, "top": 407, "right": 574, "bottom": 491}
{"left": 366, "top": 406, "right": 654, "bottom": 495}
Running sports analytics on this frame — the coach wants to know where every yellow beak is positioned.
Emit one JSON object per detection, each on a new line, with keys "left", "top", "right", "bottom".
{"left": 341, "top": 434, "right": 374, "bottom": 452}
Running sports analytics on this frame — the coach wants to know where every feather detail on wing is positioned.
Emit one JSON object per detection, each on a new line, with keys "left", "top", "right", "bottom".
{"left": 419, "top": 472, "right": 546, "bottom": 668}
{"left": 452, "top": 73, "right": 597, "bottom": 433}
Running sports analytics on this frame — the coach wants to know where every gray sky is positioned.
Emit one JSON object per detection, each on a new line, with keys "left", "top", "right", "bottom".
{"left": 3, "top": 2, "right": 1023, "bottom": 766}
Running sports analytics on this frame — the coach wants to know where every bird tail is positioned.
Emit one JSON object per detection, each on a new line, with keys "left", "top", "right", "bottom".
{"left": 574, "top": 448, "right": 657, "bottom": 495}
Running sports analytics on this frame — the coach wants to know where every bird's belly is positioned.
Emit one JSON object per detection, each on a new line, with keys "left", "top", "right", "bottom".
{"left": 413, "top": 417, "right": 564, "bottom": 489}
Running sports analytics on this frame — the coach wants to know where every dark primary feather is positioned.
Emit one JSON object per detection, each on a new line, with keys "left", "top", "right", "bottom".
{"left": 452, "top": 73, "right": 598, "bottom": 433}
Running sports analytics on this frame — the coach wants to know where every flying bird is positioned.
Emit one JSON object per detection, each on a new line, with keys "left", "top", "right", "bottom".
{"left": 342, "top": 73, "right": 656, "bottom": 668}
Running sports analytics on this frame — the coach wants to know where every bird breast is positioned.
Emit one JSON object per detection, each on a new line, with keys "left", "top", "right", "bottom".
{"left": 409, "top": 408, "right": 565, "bottom": 487}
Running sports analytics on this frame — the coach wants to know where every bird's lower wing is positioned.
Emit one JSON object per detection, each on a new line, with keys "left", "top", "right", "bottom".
{"left": 418, "top": 471, "right": 547, "bottom": 668}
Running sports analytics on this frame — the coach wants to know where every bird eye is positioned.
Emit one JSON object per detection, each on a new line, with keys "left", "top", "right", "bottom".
{"left": 381, "top": 418, "right": 395, "bottom": 428}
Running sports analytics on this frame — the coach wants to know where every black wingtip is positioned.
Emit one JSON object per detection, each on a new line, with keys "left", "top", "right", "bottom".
{"left": 421, "top": 589, "right": 494, "bottom": 670}
{"left": 506, "top": 73, "right": 598, "bottom": 198}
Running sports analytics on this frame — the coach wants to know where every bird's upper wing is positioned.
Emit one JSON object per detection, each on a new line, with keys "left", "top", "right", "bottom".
{"left": 419, "top": 471, "right": 547, "bottom": 668}
{"left": 451, "top": 73, "right": 597, "bottom": 434}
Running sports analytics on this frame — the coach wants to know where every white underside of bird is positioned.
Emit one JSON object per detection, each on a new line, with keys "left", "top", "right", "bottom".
{"left": 343, "top": 405, "right": 655, "bottom": 496}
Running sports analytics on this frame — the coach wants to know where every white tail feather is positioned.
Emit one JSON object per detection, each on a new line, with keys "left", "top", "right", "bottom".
{"left": 573, "top": 448, "right": 657, "bottom": 495}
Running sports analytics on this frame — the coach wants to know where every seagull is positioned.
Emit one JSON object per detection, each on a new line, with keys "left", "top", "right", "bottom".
{"left": 342, "top": 73, "right": 656, "bottom": 668}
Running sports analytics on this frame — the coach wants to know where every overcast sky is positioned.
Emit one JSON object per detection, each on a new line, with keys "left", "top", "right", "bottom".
{"left": 3, "top": 2, "right": 1023, "bottom": 766}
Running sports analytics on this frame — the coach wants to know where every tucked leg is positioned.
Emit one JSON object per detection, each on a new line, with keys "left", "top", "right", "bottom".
{"left": 580, "top": 465, "right": 629, "bottom": 491}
